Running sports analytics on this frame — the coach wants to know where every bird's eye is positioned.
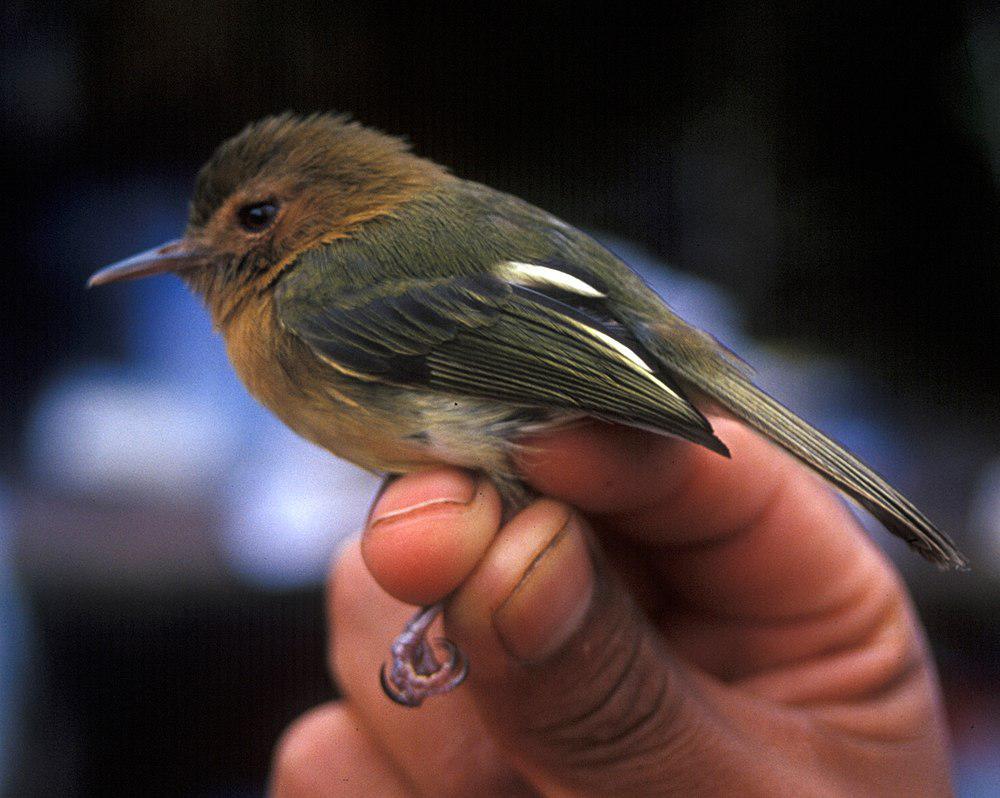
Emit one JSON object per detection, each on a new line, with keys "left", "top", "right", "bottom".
{"left": 237, "top": 201, "right": 279, "bottom": 232}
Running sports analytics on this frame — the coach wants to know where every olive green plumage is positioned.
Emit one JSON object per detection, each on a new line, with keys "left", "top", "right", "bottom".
{"left": 275, "top": 184, "right": 724, "bottom": 452}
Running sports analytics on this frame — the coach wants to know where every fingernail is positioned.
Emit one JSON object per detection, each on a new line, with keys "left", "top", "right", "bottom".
{"left": 368, "top": 470, "right": 477, "bottom": 528}
{"left": 493, "top": 515, "right": 595, "bottom": 662}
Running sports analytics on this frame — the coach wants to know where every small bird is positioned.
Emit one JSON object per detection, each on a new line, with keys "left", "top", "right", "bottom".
{"left": 90, "top": 113, "right": 967, "bottom": 707}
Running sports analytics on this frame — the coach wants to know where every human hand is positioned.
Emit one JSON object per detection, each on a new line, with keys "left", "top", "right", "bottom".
{"left": 270, "top": 417, "right": 953, "bottom": 796}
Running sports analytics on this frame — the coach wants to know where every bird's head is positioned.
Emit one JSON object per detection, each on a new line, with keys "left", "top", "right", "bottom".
{"left": 88, "top": 113, "right": 446, "bottom": 322}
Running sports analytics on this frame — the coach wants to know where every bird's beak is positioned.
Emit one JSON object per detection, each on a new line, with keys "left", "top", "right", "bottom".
{"left": 87, "top": 238, "right": 209, "bottom": 288}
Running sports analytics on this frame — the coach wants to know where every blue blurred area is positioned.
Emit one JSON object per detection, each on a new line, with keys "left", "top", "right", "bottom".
{"left": 0, "top": 483, "right": 30, "bottom": 795}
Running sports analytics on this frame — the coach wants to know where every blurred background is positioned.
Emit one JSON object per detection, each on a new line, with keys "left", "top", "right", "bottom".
{"left": 2, "top": 2, "right": 999, "bottom": 795}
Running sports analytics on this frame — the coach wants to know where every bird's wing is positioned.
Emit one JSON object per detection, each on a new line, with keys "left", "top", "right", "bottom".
{"left": 275, "top": 270, "right": 729, "bottom": 456}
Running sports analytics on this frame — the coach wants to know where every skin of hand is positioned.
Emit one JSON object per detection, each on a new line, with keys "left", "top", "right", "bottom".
{"left": 268, "top": 417, "right": 954, "bottom": 797}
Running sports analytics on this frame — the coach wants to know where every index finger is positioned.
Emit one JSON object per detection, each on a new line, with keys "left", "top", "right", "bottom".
{"left": 516, "top": 417, "right": 891, "bottom": 622}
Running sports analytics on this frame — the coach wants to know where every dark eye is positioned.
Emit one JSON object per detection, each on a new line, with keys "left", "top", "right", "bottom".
{"left": 237, "top": 201, "right": 279, "bottom": 232}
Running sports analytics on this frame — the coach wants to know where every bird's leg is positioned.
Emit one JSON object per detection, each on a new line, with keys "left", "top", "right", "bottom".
{"left": 376, "top": 473, "right": 532, "bottom": 706}
{"left": 380, "top": 602, "right": 468, "bottom": 707}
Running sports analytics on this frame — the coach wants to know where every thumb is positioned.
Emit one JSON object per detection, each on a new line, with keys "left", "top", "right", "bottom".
{"left": 445, "top": 499, "right": 733, "bottom": 796}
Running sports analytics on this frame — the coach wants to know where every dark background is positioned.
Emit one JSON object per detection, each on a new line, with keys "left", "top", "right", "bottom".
{"left": 2, "top": 2, "right": 998, "bottom": 795}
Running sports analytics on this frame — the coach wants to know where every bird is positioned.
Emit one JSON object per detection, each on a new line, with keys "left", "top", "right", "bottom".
{"left": 89, "top": 112, "right": 967, "bottom": 707}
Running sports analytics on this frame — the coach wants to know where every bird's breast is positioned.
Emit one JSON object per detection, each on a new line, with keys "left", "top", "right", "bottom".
{"left": 219, "top": 293, "right": 401, "bottom": 470}
{"left": 219, "top": 291, "right": 530, "bottom": 477}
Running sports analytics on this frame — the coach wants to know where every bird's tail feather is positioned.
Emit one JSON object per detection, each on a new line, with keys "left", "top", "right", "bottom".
{"left": 684, "top": 366, "right": 968, "bottom": 569}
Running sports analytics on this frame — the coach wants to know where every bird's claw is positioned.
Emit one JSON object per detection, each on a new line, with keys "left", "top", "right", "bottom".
{"left": 380, "top": 638, "right": 468, "bottom": 707}
{"left": 380, "top": 604, "right": 468, "bottom": 707}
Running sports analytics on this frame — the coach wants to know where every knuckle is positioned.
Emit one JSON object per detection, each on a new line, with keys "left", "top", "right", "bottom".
{"left": 509, "top": 583, "right": 701, "bottom": 791}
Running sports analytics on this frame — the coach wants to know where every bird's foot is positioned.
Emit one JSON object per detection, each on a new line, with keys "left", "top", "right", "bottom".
{"left": 380, "top": 602, "right": 468, "bottom": 707}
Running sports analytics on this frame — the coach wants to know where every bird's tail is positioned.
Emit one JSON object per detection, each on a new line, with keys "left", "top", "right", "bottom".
{"left": 683, "top": 364, "right": 968, "bottom": 569}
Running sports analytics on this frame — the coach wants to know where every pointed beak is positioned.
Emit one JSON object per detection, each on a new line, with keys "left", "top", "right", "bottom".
{"left": 87, "top": 238, "right": 209, "bottom": 288}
